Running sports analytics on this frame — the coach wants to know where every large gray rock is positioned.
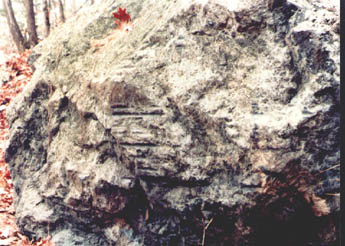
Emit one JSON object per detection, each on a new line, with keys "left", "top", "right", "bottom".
{"left": 5, "top": 0, "right": 339, "bottom": 245}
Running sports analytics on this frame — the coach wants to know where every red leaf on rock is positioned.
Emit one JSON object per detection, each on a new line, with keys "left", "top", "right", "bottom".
{"left": 112, "top": 7, "right": 131, "bottom": 26}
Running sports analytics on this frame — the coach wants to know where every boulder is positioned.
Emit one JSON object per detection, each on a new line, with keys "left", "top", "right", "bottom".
{"left": 5, "top": 0, "right": 339, "bottom": 245}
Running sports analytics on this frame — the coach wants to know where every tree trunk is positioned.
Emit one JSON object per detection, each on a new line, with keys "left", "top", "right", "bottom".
{"left": 42, "top": 0, "right": 50, "bottom": 37}
{"left": 71, "top": 0, "right": 76, "bottom": 13}
{"left": 2, "top": 0, "right": 27, "bottom": 52}
{"left": 23, "top": 0, "right": 38, "bottom": 47}
{"left": 91, "top": 0, "right": 94, "bottom": 4}
{"left": 49, "top": 0, "right": 57, "bottom": 28}
{"left": 57, "top": 0, "right": 65, "bottom": 23}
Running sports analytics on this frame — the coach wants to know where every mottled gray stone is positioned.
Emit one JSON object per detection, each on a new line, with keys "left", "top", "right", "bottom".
{"left": 5, "top": 0, "right": 339, "bottom": 245}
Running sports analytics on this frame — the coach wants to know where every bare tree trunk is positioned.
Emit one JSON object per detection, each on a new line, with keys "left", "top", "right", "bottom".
{"left": 42, "top": 0, "right": 50, "bottom": 37}
{"left": 57, "top": 0, "right": 65, "bottom": 23}
{"left": 23, "top": 0, "right": 39, "bottom": 47}
{"left": 48, "top": 0, "right": 57, "bottom": 28}
{"left": 2, "top": 0, "right": 27, "bottom": 52}
{"left": 91, "top": 0, "right": 94, "bottom": 4}
{"left": 71, "top": 0, "right": 76, "bottom": 13}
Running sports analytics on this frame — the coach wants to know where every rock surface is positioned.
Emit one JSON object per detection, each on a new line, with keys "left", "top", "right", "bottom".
{"left": 5, "top": 0, "right": 339, "bottom": 245}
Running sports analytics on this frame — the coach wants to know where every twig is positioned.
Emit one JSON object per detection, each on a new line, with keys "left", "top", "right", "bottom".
{"left": 325, "top": 193, "right": 340, "bottom": 196}
{"left": 201, "top": 218, "right": 214, "bottom": 246}
{"left": 320, "top": 164, "right": 340, "bottom": 173}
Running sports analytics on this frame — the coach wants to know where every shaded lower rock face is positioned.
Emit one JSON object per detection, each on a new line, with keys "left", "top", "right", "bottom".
{"left": 5, "top": 0, "right": 339, "bottom": 245}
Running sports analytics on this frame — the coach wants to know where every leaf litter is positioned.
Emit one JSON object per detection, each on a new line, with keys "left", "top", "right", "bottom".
{"left": 0, "top": 50, "right": 54, "bottom": 246}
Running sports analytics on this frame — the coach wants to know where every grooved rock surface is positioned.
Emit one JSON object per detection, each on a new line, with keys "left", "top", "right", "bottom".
{"left": 5, "top": 0, "right": 339, "bottom": 245}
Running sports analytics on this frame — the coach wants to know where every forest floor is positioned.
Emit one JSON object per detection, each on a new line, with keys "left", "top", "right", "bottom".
{"left": 0, "top": 50, "right": 53, "bottom": 246}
